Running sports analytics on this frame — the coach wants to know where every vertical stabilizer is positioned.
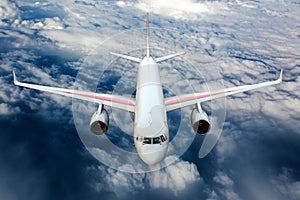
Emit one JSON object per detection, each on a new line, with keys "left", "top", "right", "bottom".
{"left": 146, "top": 13, "right": 150, "bottom": 58}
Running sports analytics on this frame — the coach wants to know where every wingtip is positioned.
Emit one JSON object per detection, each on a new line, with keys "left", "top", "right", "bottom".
{"left": 12, "top": 70, "right": 17, "bottom": 85}
{"left": 279, "top": 69, "right": 283, "bottom": 82}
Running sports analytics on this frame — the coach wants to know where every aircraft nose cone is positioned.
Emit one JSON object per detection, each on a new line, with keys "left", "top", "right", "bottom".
{"left": 140, "top": 152, "right": 163, "bottom": 165}
{"left": 139, "top": 145, "right": 168, "bottom": 165}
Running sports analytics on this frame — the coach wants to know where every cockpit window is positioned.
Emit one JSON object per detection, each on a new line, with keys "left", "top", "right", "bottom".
{"left": 143, "top": 137, "right": 151, "bottom": 144}
{"left": 139, "top": 134, "right": 168, "bottom": 145}
{"left": 153, "top": 137, "right": 160, "bottom": 144}
{"left": 160, "top": 135, "right": 166, "bottom": 142}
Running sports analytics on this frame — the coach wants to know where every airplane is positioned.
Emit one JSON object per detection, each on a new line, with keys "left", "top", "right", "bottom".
{"left": 13, "top": 13, "right": 283, "bottom": 165}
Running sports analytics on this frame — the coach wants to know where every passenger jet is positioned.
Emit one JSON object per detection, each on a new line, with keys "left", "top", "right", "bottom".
{"left": 13, "top": 13, "right": 283, "bottom": 165}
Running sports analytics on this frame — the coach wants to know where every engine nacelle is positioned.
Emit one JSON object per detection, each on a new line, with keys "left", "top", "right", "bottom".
{"left": 89, "top": 108, "right": 109, "bottom": 135}
{"left": 190, "top": 108, "right": 210, "bottom": 135}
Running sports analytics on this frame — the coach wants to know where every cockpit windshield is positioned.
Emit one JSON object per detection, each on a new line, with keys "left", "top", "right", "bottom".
{"left": 143, "top": 137, "right": 151, "bottom": 144}
{"left": 136, "top": 135, "right": 168, "bottom": 145}
{"left": 153, "top": 137, "right": 160, "bottom": 144}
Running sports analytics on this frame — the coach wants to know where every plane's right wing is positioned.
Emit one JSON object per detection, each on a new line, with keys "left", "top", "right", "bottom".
{"left": 165, "top": 69, "right": 283, "bottom": 112}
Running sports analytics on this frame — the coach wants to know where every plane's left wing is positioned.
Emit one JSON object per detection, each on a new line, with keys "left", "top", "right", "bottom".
{"left": 13, "top": 71, "right": 135, "bottom": 112}
{"left": 165, "top": 69, "right": 283, "bottom": 112}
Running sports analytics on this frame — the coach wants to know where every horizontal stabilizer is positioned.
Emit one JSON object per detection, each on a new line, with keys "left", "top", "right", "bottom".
{"left": 110, "top": 52, "right": 142, "bottom": 63}
{"left": 155, "top": 51, "right": 186, "bottom": 63}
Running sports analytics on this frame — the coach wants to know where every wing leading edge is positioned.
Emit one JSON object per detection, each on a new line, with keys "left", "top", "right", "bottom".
{"left": 13, "top": 71, "right": 135, "bottom": 112}
{"left": 165, "top": 69, "right": 283, "bottom": 112}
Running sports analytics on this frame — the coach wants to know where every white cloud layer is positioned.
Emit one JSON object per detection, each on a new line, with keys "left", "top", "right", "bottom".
{"left": 21, "top": 17, "right": 64, "bottom": 30}
{"left": 91, "top": 156, "right": 201, "bottom": 198}
{"left": 117, "top": 0, "right": 225, "bottom": 20}
{"left": 271, "top": 168, "right": 300, "bottom": 200}
{"left": 147, "top": 156, "right": 201, "bottom": 193}
{"left": 0, "top": 0, "right": 17, "bottom": 26}
{"left": 213, "top": 171, "right": 241, "bottom": 200}
{"left": 0, "top": 0, "right": 299, "bottom": 199}
{"left": 0, "top": 103, "right": 20, "bottom": 115}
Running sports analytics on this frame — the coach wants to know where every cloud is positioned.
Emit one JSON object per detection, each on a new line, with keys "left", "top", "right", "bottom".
{"left": 99, "top": 167, "right": 146, "bottom": 198}
{"left": 40, "top": 29, "right": 104, "bottom": 52}
{"left": 0, "top": 103, "right": 20, "bottom": 115}
{"left": 21, "top": 17, "right": 64, "bottom": 30}
{"left": 0, "top": 109, "right": 106, "bottom": 200}
{"left": 271, "top": 168, "right": 300, "bottom": 200}
{"left": 212, "top": 107, "right": 300, "bottom": 199}
{"left": 213, "top": 171, "right": 240, "bottom": 200}
{"left": 90, "top": 156, "right": 202, "bottom": 199}
{"left": 1, "top": 0, "right": 300, "bottom": 199}
{"left": 0, "top": 0, "right": 17, "bottom": 26}
{"left": 116, "top": 0, "right": 223, "bottom": 20}
{"left": 147, "top": 156, "right": 201, "bottom": 193}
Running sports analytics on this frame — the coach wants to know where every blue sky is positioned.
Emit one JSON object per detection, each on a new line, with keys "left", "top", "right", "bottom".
{"left": 0, "top": 0, "right": 299, "bottom": 199}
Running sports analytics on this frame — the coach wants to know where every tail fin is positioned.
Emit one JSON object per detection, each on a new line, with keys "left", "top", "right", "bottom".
{"left": 110, "top": 13, "right": 186, "bottom": 63}
{"left": 145, "top": 13, "right": 186, "bottom": 62}
{"left": 111, "top": 13, "right": 150, "bottom": 62}
{"left": 146, "top": 12, "right": 150, "bottom": 58}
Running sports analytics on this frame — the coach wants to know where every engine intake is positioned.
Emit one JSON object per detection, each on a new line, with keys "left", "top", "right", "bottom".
{"left": 190, "top": 108, "right": 210, "bottom": 135}
{"left": 89, "top": 108, "right": 109, "bottom": 135}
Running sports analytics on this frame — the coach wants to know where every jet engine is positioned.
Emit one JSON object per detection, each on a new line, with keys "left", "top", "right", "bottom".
{"left": 89, "top": 107, "right": 109, "bottom": 135}
{"left": 190, "top": 107, "right": 210, "bottom": 135}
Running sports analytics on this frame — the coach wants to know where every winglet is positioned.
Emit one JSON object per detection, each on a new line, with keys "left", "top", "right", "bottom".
{"left": 279, "top": 69, "right": 283, "bottom": 82}
{"left": 12, "top": 71, "right": 18, "bottom": 85}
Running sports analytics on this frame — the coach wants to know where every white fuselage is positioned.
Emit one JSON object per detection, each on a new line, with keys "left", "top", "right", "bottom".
{"left": 134, "top": 56, "right": 169, "bottom": 165}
